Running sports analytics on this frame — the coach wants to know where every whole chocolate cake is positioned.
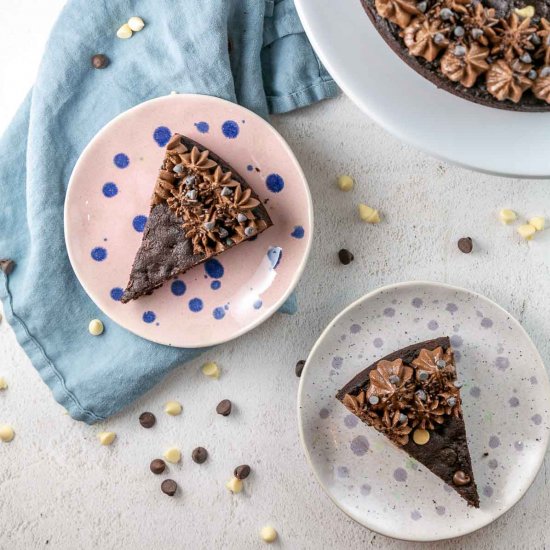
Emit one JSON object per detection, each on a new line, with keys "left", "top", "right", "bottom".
{"left": 360, "top": 0, "right": 550, "bottom": 110}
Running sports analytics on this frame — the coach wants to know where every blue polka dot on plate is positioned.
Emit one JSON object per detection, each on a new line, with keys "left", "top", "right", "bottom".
{"left": 91, "top": 247, "right": 107, "bottom": 261}
{"left": 110, "top": 287, "right": 123, "bottom": 301}
{"left": 171, "top": 280, "right": 186, "bottom": 296}
{"left": 247, "top": 164, "right": 253, "bottom": 172}
{"left": 189, "top": 298, "right": 203, "bottom": 312}
{"left": 143, "top": 311, "right": 156, "bottom": 323}
{"left": 211, "top": 280, "right": 221, "bottom": 290}
{"left": 291, "top": 225, "right": 304, "bottom": 239}
{"left": 153, "top": 126, "right": 172, "bottom": 147}
{"left": 194, "top": 121, "right": 209, "bottom": 133}
{"left": 113, "top": 153, "right": 129, "bottom": 168}
{"left": 253, "top": 300, "right": 262, "bottom": 310}
{"left": 102, "top": 182, "right": 118, "bottom": 198}
{"left": 132, "top": 215, "right": 147, "bottom": 232}
{"left": 204, "top": 258, "right": 224, "bottom": 278}
{"left": 266, "top": 173, "right": 284, "bottom": 193}
{"left": 221, "top": 120, "right": 239, "bottom": 139}
{"left": 213, "top": 307, "right": 225, "bottom": 320}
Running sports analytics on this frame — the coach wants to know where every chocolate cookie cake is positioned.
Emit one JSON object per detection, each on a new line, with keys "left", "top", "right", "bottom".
{"left": 121, "top": 134, "right": 273, "bottom": 303}
{"left": 336, "top": 337, "right": 480, "bottom": 507}
{"left": 360, "top": 0, "right": 550, "bottom": 110}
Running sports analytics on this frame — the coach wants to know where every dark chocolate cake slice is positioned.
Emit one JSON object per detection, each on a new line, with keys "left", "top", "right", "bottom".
{"left": 336, "top": 337, "right": 480, "bottom": 507}
{"left": 360, "top": 0, "right": 550, "bottom": 111}
{"left": 121, "top": 134, "right": 273, "bottom": 302}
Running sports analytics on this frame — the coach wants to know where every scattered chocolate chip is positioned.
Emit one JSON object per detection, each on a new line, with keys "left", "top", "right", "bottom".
{"left": 216, "top": 399, "right": 232, "bottom": 416}
{"left": 482, "top": 452, "right": 489, "bottom": 457}
{"left": 192, "top": 447, "right": 208, "bottom": 464}
{"left": 440, "top": 448, "right": 457, "bottom": 466}
{"left": 150, "top": 458, "right": 166, "bottom": 475}
{"left": 0, "top": 259, "right": 15, "bottom": 275}
{"left": 234, "top": 464, "right": 251, "bottom": 480}
{"left": 457, "top": 237, "right": 473, "bottom": 254}
{"left": 91, "top": 54, "right": 109, "bottom": 69}
{"left": 338, "top": 249, "right": 354, "bottom": 265}
{"left": 295, "top": 360, "right": 305, "bottom": 378}
{"left": 453, "top": 470, "right": 471, "bottom": 486}
{"left": 161, "top": 479, "right": 178, "bottom": 496}
{"left": 139, "top": 411, "right": 156, "bottom": 428}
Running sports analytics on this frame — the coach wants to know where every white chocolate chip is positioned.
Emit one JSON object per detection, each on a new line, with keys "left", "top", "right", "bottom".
{"left": 116, "top": 23, "right": 133, "bottom": 39}
{"left": 201, "top": 361, "right": 220, "bottom": 379}
{"left": 529, "top": 216, "right": 545, "bottom": 231}
{"left": 98, "top": 431, "right": 116, "bottom": 445}
{"left": 0, "top": 424, "right": 14, "bottom": 442}
{"left": 164, "top": 400, "right": 182, "bottom": 416}
{"left": 127, "top": 16, "right": 145, "bottom": 32}
{"left": 517, "top": 223, "right": 536, "bottom": 240}
{"left": 358, "top": 203, "right": 381, "bottom": 223}
{"left": 515, "top": 5, "right": 535, "bottom": 18}
{"left": 0, "top": 377, "right": 7, "bottom": 390}
{"left": 499, "top": 208, "right": 517, "bottom": 224}
{"left": 163, "top": 447, "right": 181, "bottom": 463}
{"left": 337, "top": 175, "right": 354, "bottom": 192}
{"left": 226, "top": 476, "right": 243, "bottom": 493}
{"left": 260, "top": 526, "right": 278, "bottom": 543}
{"left": 88, "top": 319, "right": 104, "bottom": 336}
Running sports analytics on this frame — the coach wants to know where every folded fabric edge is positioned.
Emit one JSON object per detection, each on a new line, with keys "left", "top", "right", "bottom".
{"left": 267, "top": 79, "right": 339, "bottom": 115}
{"left": 0, "top": 274, "right": 104, "bottom": 424}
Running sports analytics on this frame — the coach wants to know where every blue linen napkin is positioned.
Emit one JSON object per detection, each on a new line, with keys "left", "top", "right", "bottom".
{"left": 0, "top": 0, "right": 337, "bottom": 423}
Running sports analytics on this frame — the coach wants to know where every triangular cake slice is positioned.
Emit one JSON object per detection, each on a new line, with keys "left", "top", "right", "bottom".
{"left": 336, "top": 337, "right": 479, "bottom": 507}
{"left": 121, "top": 134, "right": 273, "bottom": 302}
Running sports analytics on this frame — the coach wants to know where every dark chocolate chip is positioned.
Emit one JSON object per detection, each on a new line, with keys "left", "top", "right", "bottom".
{"left": 440, "top": 447, "right": 458, "bottom": 466}
{"left": 295, "top": 360, "right": 305, "bottom": 378}
{"left": 457, "top": 237, "right": 473, "bottom": 254}
{"left": 150, "top": 458, "right": 166, "bottom": 475}
{"left": 192, "top": 447, "right": 208, "bottom": 464}
{"left": 139, "top": 411, "right": 156, "bottom": 428}
{"left": 338, "top": 249, "right": 354, "bottom": 265}
{"left": 452, "top": 470, "right": 471, "bottom": 486}
{"left": 161, "top": 479, "right": 178, "bottom": 496}
{"left": 234, "top": 464, "right": 251, "bottom": 480}
{"left": 91, "top": 54, "right": 109, "bottom": 69}
{"left": 216, "top": 399, "right": 232, "bottom": 416}
{"left": 0, "top": 259, "right": 15, "bottom": 275}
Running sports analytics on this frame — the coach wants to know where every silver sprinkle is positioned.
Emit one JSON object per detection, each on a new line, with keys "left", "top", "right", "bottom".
{"left": 399, "top": 413, "right": 408, "bottom": 424}
{"left": 368, "top": 395, "right": 380, "bottom": 405}
{"left": 541, "top": 66, "right": 550, "bottom": 77}
{"left": 218, "top": 227, "right": 229, "bottom": 238}
{"left": 436, "top": 359, "right": 446, "bottom": 369}
{"left": 453, "top": 381, "right": 463, "bottom": 389}
{"left": 173, "top": 164, "right": 184, "bottom": 174}
{"left": 418, "top": 371, "right": 429, "bottom": 381}
{"left": 416, "top": 389, "right": 427, "bottom": 401}
{"left": 530, "top": 33, "right": 541, "bottom": 46}
{"left": 203, "top": 221, "right": 215, "bottom": 232}
{"left": 225, "top": 238, "right": 234, "bottom": 246}
{"left": 528, "top": 69, "right": 538, "bottom": 80}
{"left": 520, "top": 53, "right": 532, "bottom": 64}
{"left": 454, "top": 26, "right": 465, "bottom": 37}
{"left": 454, "top": 45, "right": 466, "bottom": 57}
{"left": 440, "top": 8, "right": 454, "bottom": 20}
{"left": 221, "top": 186, "right": 232, "bottom": 197}
{"left": 433, "top": 33, "right": 446, "bottom": 45}
{"left": 389, "top": 375, "right": 400, "bottom": 384}
{"left": 185, "top": 174, "right": 195, "bottom": 186}
{"left": 237, "top": 213, "right": 248, "bottom": 223}
{"left": 471, "top": 28, "right": 484, "bottom": 40}
{"left": 447, "top": 397, "right": 457, "bottom": 407}
{"left": 244, "top": 226, "right": 256, "bottom": 237}
{"left": 417, "top": 0, "right": 427, "bottom": 11}
{"left": 185, "top": 189, "right": 197, "bottom": 200}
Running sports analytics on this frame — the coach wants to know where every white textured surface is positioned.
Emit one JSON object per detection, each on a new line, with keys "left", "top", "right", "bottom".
{"left": 1, "top": 2, "right": 550, "bottom": 549}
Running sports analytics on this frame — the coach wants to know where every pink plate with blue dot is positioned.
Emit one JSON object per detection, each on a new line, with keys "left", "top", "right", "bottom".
{"left": 64, "top": 94, "right": 312, "bottom": 347}
{"left": 298, "top": 281, "right": 550, "bottom": 541}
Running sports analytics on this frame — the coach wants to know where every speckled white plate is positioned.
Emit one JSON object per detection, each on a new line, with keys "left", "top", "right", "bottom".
{"left": 298, "top": 281, "right": 550, "bottom": 541}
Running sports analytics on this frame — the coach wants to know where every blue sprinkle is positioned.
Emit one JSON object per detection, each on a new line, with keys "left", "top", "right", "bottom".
{"left": 211, "top": 280, "right": 221, "bottom": 290}
{"left": 189, "top": 298, "right": 203, "bottom": 312}
{"left": 153, "top": 126, "right": 172, "bottom": 147}
{"left": 291, "top": 225, "right": 305, "bottom": 239}
{"left": 143, "top": 311, "right": 156, "bottom": 323}
{"left": 110, "top": 287, "right": 124, "bottom": 301}
{"left": 266, "top": 173, "right": 284, "bottom": 193}
{"left": 91, "top": 247, "right": 107, "bottom": 262}
{"left": 213, "top": 307, "right": 225, "bottom": 320}
{"left": 247, "top": 165, "right": 253, "bottom": 172}
{"left": 194, "top": 121, "right": 209, "bottom": 133}
{"left": 113, "top": 153, "right": 129, "bottom": 168}
{"left": 102, "top": 182, "right": 118, "bottom": 197}
{"left": 253, "top": 300, "right": 263, "bottom": 310}
{"left": 267, "top": 246, "right": 282, "bottom": 269}
{"left": 221, "top": 120, "right": 239, "bottom": 139}
{"left": 171, "top": 280, "right": 186, "bottom": 296}
{"left": 132, "top": 215, "right": 147, "bottom": 232}
{"left": 204, "top": 258, "right": 224, "bottom": 279}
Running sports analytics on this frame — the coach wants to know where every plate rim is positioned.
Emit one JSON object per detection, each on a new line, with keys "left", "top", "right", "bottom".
{"left": 297, "top": 280, "right": 550, "bottom": 542}
{"left": 294, "top": 0, "right": 550, "bottom": 179}
{"left": 64, "top": 93, "right": 314, "bottom": 348}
